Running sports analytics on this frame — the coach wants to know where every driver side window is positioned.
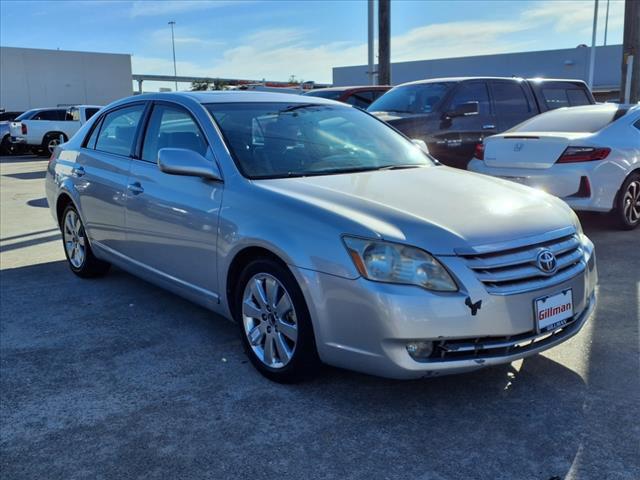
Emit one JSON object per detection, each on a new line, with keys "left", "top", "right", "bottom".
{"left": 449, "top": 82, "right": 490, "bottom": 115}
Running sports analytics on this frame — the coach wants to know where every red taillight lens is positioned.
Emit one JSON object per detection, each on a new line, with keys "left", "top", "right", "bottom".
{"left": 474, "top": 142, "right": 485, "bottom": 160}
{"left": 21, "top": 124, "right": 27, "bottom": 135}
{"left": 556, "top": 147, "right": 610, "bottom": 163}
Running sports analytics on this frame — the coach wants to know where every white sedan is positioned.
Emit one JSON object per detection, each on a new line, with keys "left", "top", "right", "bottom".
{"left": 469, "top": 104, "right": 640, "bottom": 229}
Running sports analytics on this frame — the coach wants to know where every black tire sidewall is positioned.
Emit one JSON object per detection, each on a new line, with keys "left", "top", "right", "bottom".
{"left": 234, "top": 258, "right": 319, "bottom": 383}
{"left": 616, "top": 172, "right": 640, "bottom": 230}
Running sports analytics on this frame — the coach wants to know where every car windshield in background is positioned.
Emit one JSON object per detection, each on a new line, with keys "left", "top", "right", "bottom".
{"left": 367, "top": 82, "right": 452, "bottom": 114}
{"left": 512, "top": 106, "right": 630, "bottom": 133}
{"left": 303, "top": 90, "right": 343, "bottom": 100}
{"left": 206, "top": 102, "right": 432, "bottom": 179}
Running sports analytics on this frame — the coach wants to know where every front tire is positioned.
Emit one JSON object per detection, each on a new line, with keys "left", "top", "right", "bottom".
{"left": 234, "top": 258, "right": 320, "bottom": 383}
{"left": 61, "top": 205, "right": 110, "bottom": 277}
{"left": 614, "top": 172, "right": 640, "bottom": 230}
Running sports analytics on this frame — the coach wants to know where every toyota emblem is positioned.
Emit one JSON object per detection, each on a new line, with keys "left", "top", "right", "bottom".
{"left": 536, "top": 249, "right": 557, "bottom": 275}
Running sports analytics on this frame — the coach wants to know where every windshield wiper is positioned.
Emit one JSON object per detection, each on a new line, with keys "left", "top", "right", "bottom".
{"left": 376, "top": 164, "right": 424, "bottom": 171}
{"left": 281, "top": 103, "right": 318, "bottom": 113}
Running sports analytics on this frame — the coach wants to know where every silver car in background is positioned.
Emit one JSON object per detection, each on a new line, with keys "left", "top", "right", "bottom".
{"left": 46, "top": 92, "right": 597, "bottom": 382}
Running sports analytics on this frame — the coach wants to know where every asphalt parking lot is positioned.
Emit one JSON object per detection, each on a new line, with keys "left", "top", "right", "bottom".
{"left": 1, "top": 154, "right": 638, "bottom": 480}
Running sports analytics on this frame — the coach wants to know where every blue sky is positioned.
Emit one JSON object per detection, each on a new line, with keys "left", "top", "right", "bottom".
{"left": 0, "top": 0, "right": 625, "bottom": 89}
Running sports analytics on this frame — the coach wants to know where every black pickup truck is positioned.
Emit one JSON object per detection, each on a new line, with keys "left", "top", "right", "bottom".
{"left": 368, "top": 77, "right": 595, "bottom": 169}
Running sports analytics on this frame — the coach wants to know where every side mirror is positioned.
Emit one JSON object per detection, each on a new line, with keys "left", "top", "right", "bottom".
{"left": 446, "top": 101, "right": 479, "bottom": 118}
{"left": 411, "top": 139, "right": 430, "bottom": 154}
{"left": 158, "top": 148, "right": 222, "bottom": 181}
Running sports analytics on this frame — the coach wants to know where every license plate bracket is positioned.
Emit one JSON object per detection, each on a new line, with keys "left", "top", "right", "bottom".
{"left": 534, "top": 289, "right": 573, "bottom": 333}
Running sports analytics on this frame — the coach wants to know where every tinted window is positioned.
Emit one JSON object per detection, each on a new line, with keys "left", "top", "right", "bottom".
{"left": 449, "top": 82, "right": 490, "bottom": 114}
{"left": 635, "top": 119, "right": 640, "bottom": 131}
{"left": 0, "top": 112, "right": 22, "bottom": 121}
{"left": 566, "top": 89, "right": 590, "bottom": 106}
{"left": 493, "top": 82, "right": 532, "bottom": 114}
{"left": 33, "top": 109, "right": 65, "bottom": 121}
{"left": 304, "top": 90, "right": 343, "bottom": 100}
{"left": 95, "top": 105, "right": 144, "bottom": 156}
{"left": 513, "top": 105, "right": 629, "bottom": 133}
{"left": 207, "top": 102, "right": 431, "bottom": 179}
{"left": 85, "top": 117, "right": 102, "bottom": 149}
{"left": 85, "top": 108, "right": 99, "bottom": 120}
{"left": 368, "top": 82, "right": 452, "bottom": 114}
{"left": 15, "top": 109, "right": 39, "bottom": 121}
{"left": 346, "top": 91, "right": 373, "bottom": 109}
{"left": 142, "top": 104, "right": 207, "bottom": 162}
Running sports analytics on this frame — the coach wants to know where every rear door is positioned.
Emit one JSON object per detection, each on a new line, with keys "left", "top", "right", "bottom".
{"left": 489, "top": 80, "right": 537, "bottom": 132}
{"left": 75, "top": 103, "right": 146, "bottom": 252}
{"left": 433, "top": 80, "right": 495, "bottom": 169}
{"left": 123, "top": 102, "right": 222, "bottom": 302}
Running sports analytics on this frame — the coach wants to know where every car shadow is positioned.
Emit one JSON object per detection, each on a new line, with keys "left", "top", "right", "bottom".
{"left": 26, "top": 197, "right": 48, "bottom": 208}
{"left": 2, "top": 171, "right": 46, "bottom": 180}
{"left": 0, "top": 259, "right": 604, "bottom": 480}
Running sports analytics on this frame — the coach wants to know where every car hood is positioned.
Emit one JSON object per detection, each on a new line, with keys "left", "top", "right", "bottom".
{"left": 258, "top": 166, "right": 575, "bottom": 255}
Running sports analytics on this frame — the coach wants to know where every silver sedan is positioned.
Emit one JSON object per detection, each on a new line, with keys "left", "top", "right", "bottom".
{"left": 46, "top": 92, "right": 597, "bottom": 382}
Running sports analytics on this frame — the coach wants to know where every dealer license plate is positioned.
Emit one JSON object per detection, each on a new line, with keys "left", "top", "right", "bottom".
{"left": 534, "top": 289, "right": 573, "bottom": 333}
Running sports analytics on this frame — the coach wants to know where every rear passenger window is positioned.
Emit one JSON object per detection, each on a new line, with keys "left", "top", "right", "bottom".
{"left": 566, "top": 89, "right": 590, "bottom": 106}
{"left": 141, "top": 104, "right": 207, "bottom": 162}
{"left": 33, "top": 110, "right": 64, "bottom": 121}
{"left": 95, "top": 105, "right": 144, "bottom": 156}
{"left": 450, "top": 82, "right": 490, "bottom": 114}
{"left": 493, "top": 82, "right": 532, "bottom": 114}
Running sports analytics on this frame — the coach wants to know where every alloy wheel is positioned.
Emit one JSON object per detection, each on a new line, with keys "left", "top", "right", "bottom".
{"left": 242, "top": 273, "right": 298, "bottom": 369}
{"left": 63, "top": 210, "right": 86, "bottom": 268}
{"left": 623, "top": 180, "right": 640, "bottom": 225}
{"left": 47, "top": 138, "right": 61, "bottom": 154}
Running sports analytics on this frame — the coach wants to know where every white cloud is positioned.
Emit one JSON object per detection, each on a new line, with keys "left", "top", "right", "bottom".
{"left": 130, "top": 0, "right": 247, "bottom": 17}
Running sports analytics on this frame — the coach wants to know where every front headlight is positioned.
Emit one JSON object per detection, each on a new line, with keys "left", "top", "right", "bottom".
{"left": 343, "top": 236, "right": 458, "bottom": 291}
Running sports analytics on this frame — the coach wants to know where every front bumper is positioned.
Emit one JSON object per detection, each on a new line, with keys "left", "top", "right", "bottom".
{"left": 468, "top": 159, "right": 624, "bottom": 213}
{"left": 293, "top": 237, "right": 597, "bottom": 379}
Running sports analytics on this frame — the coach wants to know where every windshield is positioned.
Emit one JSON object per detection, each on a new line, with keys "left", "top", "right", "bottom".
{"left": 368, "top": 82, "right": 452, "bottom": 114}
{"left": 303, "top": 90, "right": 343, "bottom": 100}
{"left": 512, "top": 105, "right": 630, "bottom": 133}
{"left": 15, "top": 109, "right": 38, "bottom": 121}
{"left": 206, "top": 102, "right": 432, "bottom": 179}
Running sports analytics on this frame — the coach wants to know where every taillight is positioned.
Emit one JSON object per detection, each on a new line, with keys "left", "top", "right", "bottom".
{"left": 474, "top": 142, "right": 485, "bottom": 160}
{"left": 556, "top": 147, "right": 610, "bottom": 163}
{"left": 21, "top": 124, "right": 27, "bottom": 135}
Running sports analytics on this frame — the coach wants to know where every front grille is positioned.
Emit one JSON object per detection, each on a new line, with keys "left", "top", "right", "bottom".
{"left": 459, "top": 230, "right": 585, "bottom": 295}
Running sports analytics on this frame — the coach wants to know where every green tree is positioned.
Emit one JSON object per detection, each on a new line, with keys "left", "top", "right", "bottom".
{"left": 191, "top": 78, "right": 214, "bottom": 91}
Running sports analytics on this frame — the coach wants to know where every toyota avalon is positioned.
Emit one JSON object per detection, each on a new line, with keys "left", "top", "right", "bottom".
{"left": 45, "top": 92, "right": 597, "bottom": 382}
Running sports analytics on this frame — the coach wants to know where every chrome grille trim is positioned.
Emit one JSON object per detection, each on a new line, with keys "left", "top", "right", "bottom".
{"left": 460, "top": 230, "right": 585, "bottom": 295}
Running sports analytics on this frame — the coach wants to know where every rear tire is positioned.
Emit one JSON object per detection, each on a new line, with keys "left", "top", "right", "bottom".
{"left": 42, "top": 133, "right": 67, "bottom": 156}
{"left": 61, "top": 205, "right": 110, "bottom": 278}
{"left": 613, "top": 172, "right": 640, "bottom": 230}
{"left": 234, "top": 258, "right": 320, "bottom": 383}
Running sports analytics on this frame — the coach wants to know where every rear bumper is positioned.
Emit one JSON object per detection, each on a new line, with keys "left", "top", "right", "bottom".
{"left": 468, "top": 159, "right": 623, "bottom": 212}
{"left": 10, "top": 136, "right": 27, "bottom": 145}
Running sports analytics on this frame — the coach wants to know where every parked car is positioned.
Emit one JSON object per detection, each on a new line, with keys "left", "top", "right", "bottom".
{"left": 368, "top": 77, "right": 595, "bottom": 169}
{"left": 304, "top": 85, "right": 391, "bottom": 109}
{"left": 469, "top": 104, "right": 640, "bottom": 230}
{"left": 10, "top": 105, "right": 101, "bottom": 155}
{"left": 46, "top": 92, "right": 597, "bottom": 382}
{"left": 0, "top": 111, "right": 24, "bottom": 155}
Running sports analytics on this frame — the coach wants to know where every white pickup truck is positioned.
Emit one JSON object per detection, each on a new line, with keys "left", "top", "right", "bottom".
{"left": 10, "top": 105, "right": 101, "bottom": 155}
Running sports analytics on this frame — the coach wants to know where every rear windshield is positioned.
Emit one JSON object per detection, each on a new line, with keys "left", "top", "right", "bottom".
{"left": 303, "top": 90, "right": 343, "bottom": 100}
{"left": 541, "top": 88, "right": 592, "bottom": 110}
{"left": 368, "top": 82, "right": 452, "bottom": 114}
{"left": 512, "top": 106, "right": 629, "bottom": 133}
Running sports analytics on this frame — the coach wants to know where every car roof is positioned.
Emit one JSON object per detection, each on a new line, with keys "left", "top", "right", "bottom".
{"left": 306, "top": 85, "right": 391, "bottom": 92}
{"left": 396, "top": 77, "right": 587, "bottom": 87}
{"left": 121, "top": 91, "right": 345, "bottom": 106}
{"left": 538, "top": 103, "right": 639, "bottom": 115}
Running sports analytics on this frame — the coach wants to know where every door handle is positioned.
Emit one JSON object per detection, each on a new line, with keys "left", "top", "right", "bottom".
{"left": 482, "top": 124, "right": 496, "bottom": 130}
{"left": 71, "top": 166, "right": 85, "bottom": 177}
{"left": 127, "top": 182, "right": 144, "bottom": 195}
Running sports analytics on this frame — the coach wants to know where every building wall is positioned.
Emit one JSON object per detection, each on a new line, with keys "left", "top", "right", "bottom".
{"left": 333, "top": 45, "right": 622, "bottom": 92}
{"left": 0, "top": 47, "right": 133, "bottom": 111}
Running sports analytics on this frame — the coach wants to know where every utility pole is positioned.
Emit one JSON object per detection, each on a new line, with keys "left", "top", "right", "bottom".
{"left": 620, "top": 0, "right": 639, "bottom": 103}
{"left": 378, "top": 0, "right": 391, "bottom": 85}
{"left": 367, "top": 0, "right": 375, "bottom": 85}
{"left": 168, "top": 20, "right": 178, "bottom": 92}
{"left": 587, "top": 0, "right": 598, "bottom": 91}
{"left": 604, "top": 0, "right": 610, "bottom": 45}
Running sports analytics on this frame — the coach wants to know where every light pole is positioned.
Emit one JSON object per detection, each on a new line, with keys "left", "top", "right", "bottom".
{"left": 168, "top": 20, "right": 178, "bottom": 91}
{"left": 587, "top": 0, "right": 598, "bottom": 91}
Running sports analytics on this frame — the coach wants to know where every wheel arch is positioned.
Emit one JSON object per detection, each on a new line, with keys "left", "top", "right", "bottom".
{"left": 42, "top": 131, "right": 68, "bottom": 146}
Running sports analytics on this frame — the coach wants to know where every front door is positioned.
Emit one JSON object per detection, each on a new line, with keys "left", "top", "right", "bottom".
{"left": 123, "top": 102, "right": 223, "bottom": 302}
{"left": 433, "top": 81, "right": 496, "bottom": 169}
